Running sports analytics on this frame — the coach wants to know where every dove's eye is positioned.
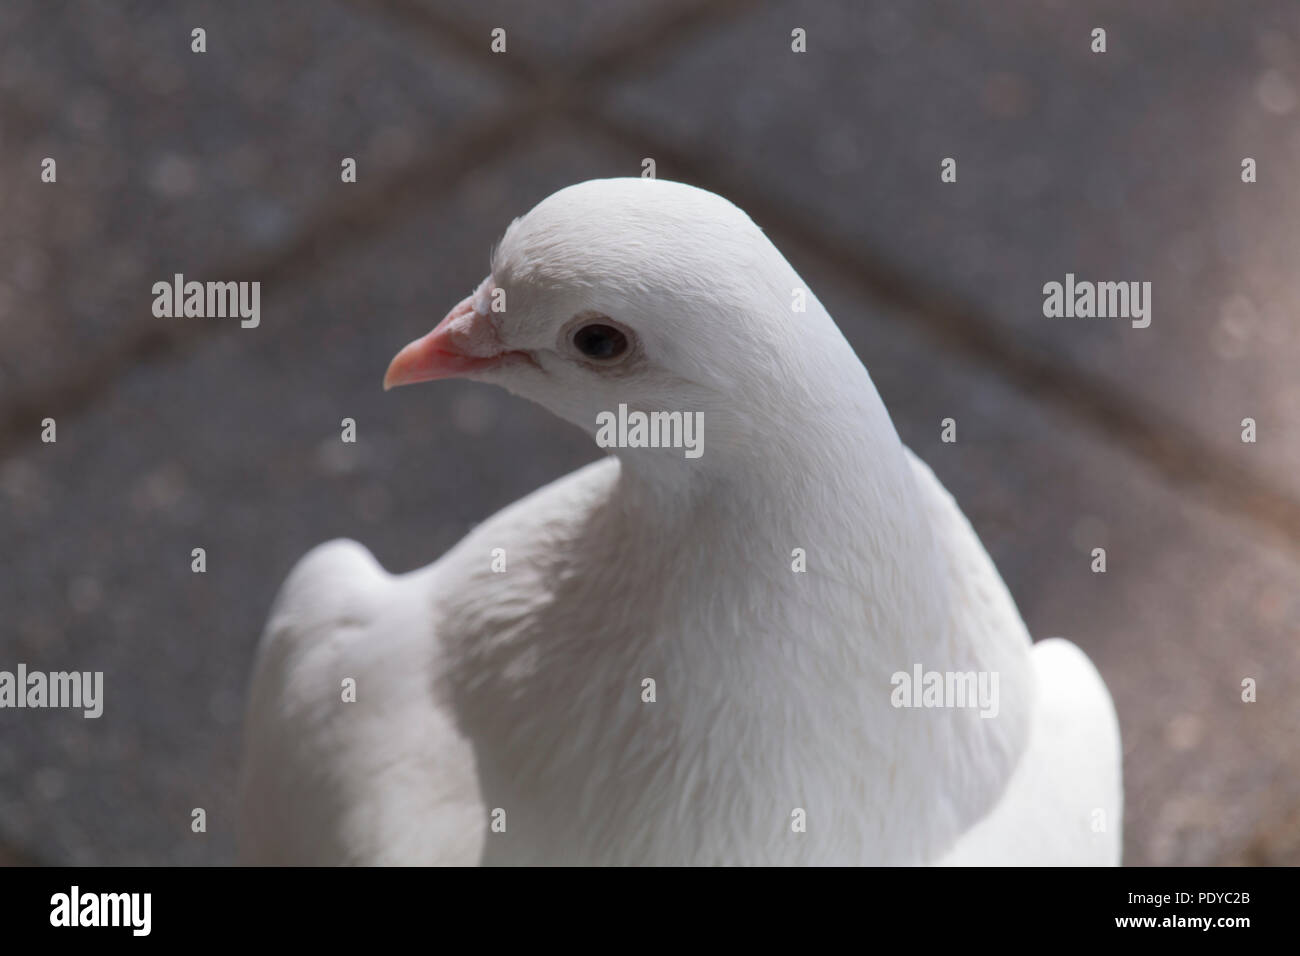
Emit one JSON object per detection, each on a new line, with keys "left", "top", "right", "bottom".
{"left": 572, "top": 323, "right": 629, "bottom": 361}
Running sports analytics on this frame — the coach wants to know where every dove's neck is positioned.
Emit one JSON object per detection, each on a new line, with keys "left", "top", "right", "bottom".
{"left": 602, "top": 367, "right": 1032, "bottom": 861}
{"left": 457, "top": 303, "right": 1033, "bottom": 863}
{"left": 617, "top": 361, "right": 960, "bottom": 671}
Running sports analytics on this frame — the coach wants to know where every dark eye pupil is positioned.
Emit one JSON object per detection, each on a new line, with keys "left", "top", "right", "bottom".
{"left": 573, "top": 323, "right": 627, "bottom": 359}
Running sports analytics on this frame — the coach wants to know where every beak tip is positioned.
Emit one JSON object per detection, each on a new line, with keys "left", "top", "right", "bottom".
{"left": 385, "top": 290, "right": 495, "bottom": 391}
{"left": 382, "top": 358, "right": 406, "bottom": 391}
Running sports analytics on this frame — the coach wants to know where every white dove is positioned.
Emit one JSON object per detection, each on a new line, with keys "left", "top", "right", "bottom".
{"left": 238, "top": 178, "right": 1122, "bottom": 865}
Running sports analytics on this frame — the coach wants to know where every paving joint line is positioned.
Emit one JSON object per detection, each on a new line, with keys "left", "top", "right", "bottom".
{"left": 0, "top": 103, "right": 549, "bottom": 459}
{"left": 345, "top": 0, "right": 761, "bottom": 89}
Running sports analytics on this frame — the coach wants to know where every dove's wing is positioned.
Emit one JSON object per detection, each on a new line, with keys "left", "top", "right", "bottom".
{"left": 237, "top": 539, "right": 484, "bottom": 865}
{"left": 936, "top": 637, "right": 1123, "bottom": 866}
{"left": 901, "top": 448, "right": 1121, "bottom": 865}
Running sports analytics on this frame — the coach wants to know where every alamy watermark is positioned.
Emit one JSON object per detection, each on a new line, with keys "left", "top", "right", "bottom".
{"left": 890, "top": 664, "right": 999, "bottom": 719}
{"left": 1042, "top": 273, "right": 1151, "bottom": 328}
{"left": 595, "top": 403, "right": 703, "bottom": 459}
{"left": 50, "top": 886, "right": 150, "bottom": 936}
{"left": 152, "top": 273, "right": 260, "bottom": 328}
{"left": 0, "top": 664, "right": 103, "bottom": 718}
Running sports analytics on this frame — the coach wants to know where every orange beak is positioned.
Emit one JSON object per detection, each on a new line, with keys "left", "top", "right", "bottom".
{"left": 383, "top": 294, "right": 510, "bottom": 390}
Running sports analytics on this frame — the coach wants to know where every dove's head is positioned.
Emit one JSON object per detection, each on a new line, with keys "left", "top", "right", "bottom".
{"left": 384, "top": 178, "right": 868, "bottom": 466}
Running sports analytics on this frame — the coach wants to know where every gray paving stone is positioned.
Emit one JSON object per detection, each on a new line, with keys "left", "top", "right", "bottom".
{"left": 607, "top": 0, "right": 1300, "bottom": 495}
{"left": 0, "top": 0, "right": 507, "bottom": 415}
